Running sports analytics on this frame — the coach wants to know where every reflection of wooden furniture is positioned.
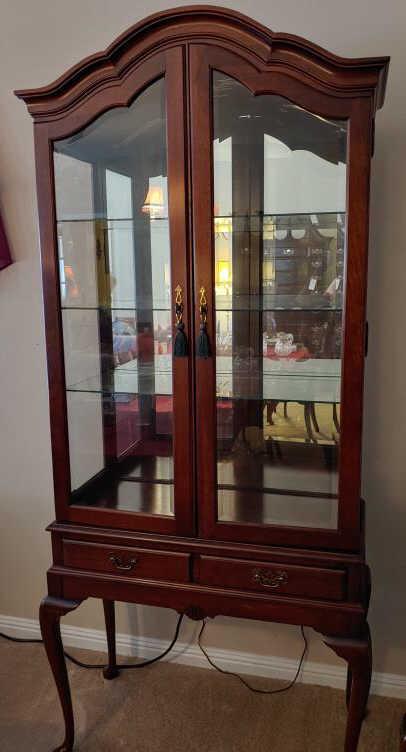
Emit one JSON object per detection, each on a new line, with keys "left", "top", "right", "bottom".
{"left": 16, "top": 8, "right": 389, "bottom": 752}
{"left": 266, "top": 399, "right": 320, "bottom": 442}
{"left": 217, "top": 355, "right": 341, "bottom": 401}
{"left": 220, "top": 355, "right": 340, "bottom": 442}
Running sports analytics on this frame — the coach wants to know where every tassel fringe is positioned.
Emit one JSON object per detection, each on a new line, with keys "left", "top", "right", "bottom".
{"left": 197, "top": 322, "right": 211, "bottom": 358}
{"left": 173, "top": 322, "right": 188, "bottom": 357}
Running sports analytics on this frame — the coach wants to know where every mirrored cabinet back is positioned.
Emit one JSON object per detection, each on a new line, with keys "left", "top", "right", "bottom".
{"left": 15, "top": 7, "right": 389, "bottom": 751}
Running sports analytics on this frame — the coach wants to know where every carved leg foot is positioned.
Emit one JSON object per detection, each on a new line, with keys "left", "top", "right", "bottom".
{"left": 324, "top": 626, "right": 372, "bottom": 752}
{"left": 400, "top": 714, "right": 406, "bottom": 751}
{"left": 39, "top": 596, "right": 82, "bottom": 752}
{"left": 102, "top": 600, "right": 120, "bottom": 680}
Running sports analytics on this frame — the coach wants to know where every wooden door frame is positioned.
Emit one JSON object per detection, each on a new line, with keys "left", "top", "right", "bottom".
{"left": 27, "top": 47, "right": 194, "bottom": 536}
{"left": 189, "top": 43, "right": 373, "bottom": 551}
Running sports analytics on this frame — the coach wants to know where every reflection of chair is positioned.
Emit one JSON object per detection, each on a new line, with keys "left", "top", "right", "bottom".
{"left": 267, "top": 400, "right": 341, "bottom": 444}
{"left": 113, "top": 318, "right": 137, "bottom": 365}
{"left": 267, "top": 400, "right": 289, "bottom": 424}
{"left": 333, "top": 402, "right": 340, "bottom": 433}
{"left": 303, "top": 402, "right": 318, "bottom": 442}
{"left": 113, "top": 334, "right": 137, "bottom": 365}
{"left": 267, "top": 400, "right": 278, "bottom": 425}
{"left": 267, "top": 399, "right": 320, "bottom": 442}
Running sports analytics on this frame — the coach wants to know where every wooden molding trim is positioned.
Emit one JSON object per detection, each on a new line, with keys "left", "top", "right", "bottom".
{"left": 2, "top": 610, "right": 406, "bottom": 699}
{"left": 15, "top": 5, "right": 389, "bottom": 121}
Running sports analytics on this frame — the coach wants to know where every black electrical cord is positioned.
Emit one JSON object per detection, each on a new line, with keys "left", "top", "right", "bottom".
{"left": 0, "top": 632, "right": 43, "bottom": 645}
{"left": 115, "top": 612, "right": 184, "bottom": 670}
{"left": 1, "top": 617, "right": 307, "bottom": 694}
{"left": 197, "top": 620, "right": 308, "bottom": 695}
{"left": 0, "top": 613, "right": 184, "bottom": 671}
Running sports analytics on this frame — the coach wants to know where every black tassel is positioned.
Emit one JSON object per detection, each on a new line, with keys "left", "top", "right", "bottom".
{"left": 173, "top": 322, "right": 188, "bottom": 357}
{"left": 197, "top": 322, "right": 211, "bottom": 358}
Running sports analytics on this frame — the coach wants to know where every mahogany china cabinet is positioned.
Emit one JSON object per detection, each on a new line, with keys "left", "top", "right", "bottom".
{"left": 16, "top": 7, "right": 389, "bottom": 751}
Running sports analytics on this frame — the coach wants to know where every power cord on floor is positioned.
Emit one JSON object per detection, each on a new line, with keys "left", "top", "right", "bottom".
{"left": 0, "top": 618, "right": 308, "bottom": 693}
{"left": 0, "top": 614, "right": 184, "bottom": 671}
{"left": 197, "top": 620, "right": 308, "bottom": 695}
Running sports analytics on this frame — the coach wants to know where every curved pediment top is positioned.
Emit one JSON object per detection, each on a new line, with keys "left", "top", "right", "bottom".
{"left": 15, "top": 5, "right": 389, "bottom": 118}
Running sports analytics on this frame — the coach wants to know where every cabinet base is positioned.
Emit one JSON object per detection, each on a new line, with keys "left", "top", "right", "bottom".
{"left": 40, "top": 590, "right": 371, "bottom": 752}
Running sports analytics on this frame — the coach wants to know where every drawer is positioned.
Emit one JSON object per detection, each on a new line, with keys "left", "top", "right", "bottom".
{"left": 63, "top": 540, "right": 190, "bottom": 583}
{"left": 195, "top": 556, "right": 346, "bottom": 601}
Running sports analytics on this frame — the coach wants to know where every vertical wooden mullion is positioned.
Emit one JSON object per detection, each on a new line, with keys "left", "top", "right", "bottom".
{"left": 189, "top": 46, "right": 217, "bottom": 538}
{"left": 337, "top": 97, "right": 372, "bottom": 538}
{"left": 165, "top": 46, "right": 195, "bottom": 536}
{"left": 35, "top": 125, "right": 72, "bottom": 520}
{"left": 231, "top": 134, "right": 265, "bottom": 511}
{"left": 247, "top": 137, "right": 264, "bottom": 432}
{"left": 248, "top": 138, "right": 264, "bottom": 498}
{"left": 231, "top": 140, "right": 249, "bottom": 445}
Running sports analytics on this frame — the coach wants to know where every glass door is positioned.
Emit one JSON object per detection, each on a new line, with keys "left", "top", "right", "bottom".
{"left": 191, "top": 47, "right": 366, "bottom": 550}
{"left": 53, "top": 53, "right": 194, "bottom": 535}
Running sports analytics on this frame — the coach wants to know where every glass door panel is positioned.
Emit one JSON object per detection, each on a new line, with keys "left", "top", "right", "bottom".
{"left": 212, "top": 72, "right": 347, "bottom": 531}
{"left": 54, "top": 77, "right": 180, "bottom": 521}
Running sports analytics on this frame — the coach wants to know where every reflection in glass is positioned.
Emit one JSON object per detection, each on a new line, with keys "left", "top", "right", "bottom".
{"left": 54, "top": 78, "right": 174, "bottom": 515}
{"left": 213, "top": 72, "right": 347, "bottom": 530}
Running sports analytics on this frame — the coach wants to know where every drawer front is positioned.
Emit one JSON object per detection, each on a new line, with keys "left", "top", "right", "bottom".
{"left": 63, "top": 540, "right": 190, "bottom": 583}
{"left": 195, "top": 556, "right": 346, "bottom": 601}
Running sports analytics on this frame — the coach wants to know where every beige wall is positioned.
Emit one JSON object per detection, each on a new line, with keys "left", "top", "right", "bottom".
{"left": 1, "top": 0, "right": 405, "bottom": 676}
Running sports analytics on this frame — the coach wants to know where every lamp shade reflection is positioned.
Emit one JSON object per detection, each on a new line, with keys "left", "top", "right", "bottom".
{"left": 142, "top": 185, "right": 164, "bottom": 217}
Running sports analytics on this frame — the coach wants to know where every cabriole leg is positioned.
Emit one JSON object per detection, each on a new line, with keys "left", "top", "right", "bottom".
{"left": 324, "top": 626, "right": 372, "bottom": 752}
{"left": 39, "top": 596, "right": 82, "bottom": 752}
{"left": 102, "top": 600, "right": 120, "bottom": 680}
{"left": 346, "top": 665, "right": 353, "bottom": 710}
{"left": 400, "top": 714, "right": 406, "bottom": 751}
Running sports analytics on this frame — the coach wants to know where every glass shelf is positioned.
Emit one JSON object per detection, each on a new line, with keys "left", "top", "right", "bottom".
{"left": 217, "top": 488, "right": 338, "bottom": 528}
{"left": 214, "top": 212, "right": 345, "bottom": 218}
{"left": 216, "top": 357, "right": 340, "bottom": 403}
{"left": 57, "top": 216, "right": 169, "bottom": 223}
{"left": 61, "top": 303, "right": 341, "bottom": 312}
{"left": 70, "top": 455, "right": 174, "bottom": 515}
{"left": 216, "top": 301, "right": 342, "bottom": 312}
{"left": 57, "top": 212, "right": 343, "bottom": 220}
{"left": 66, "top": 358, "right": 172, "bottom": 395}
{"left": 72, "top": 478, "right": 174, "bottom": 516}
{"left": 122, "top": 456, "right": 173, "bottom": 482}
{"left": 61, "top": 305, "right": 171, "bottom": 311}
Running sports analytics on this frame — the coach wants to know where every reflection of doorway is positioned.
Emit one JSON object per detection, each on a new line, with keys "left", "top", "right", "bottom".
{"left": 92, "top": 162, "right": 173, "bottom": 466}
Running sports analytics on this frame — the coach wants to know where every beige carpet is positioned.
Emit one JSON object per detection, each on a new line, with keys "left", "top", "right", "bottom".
{"left": 0, "top": 641, "right": 404, "bottom": 751}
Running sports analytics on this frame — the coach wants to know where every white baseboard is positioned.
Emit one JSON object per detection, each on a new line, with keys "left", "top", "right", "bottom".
{"left": 1, "top": 612, "right": 404, "bottom": 699}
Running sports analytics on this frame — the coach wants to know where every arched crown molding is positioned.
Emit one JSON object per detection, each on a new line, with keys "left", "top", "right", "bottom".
{"left": 15, "top": 5, "right": 389, "bottom": 121}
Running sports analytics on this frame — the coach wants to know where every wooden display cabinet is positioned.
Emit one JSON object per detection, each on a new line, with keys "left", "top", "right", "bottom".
{"left": 16, "top": 7, "right": 389, "bottom": 751}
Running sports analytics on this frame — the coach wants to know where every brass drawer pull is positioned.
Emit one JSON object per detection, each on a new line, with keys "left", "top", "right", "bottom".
{"left": 109, "top": 554, "right": 138, "bottom": 571}
{"left": 252, "top": 568, "right": 288, "bottom": 589}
